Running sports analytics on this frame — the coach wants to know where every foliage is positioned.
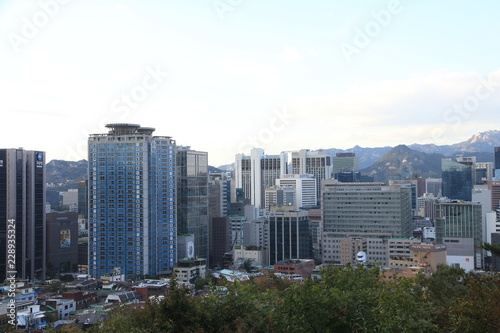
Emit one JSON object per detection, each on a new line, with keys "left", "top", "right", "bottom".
{"left": 60, "top": 274, "right": 75, "bottom": 282}
{"left": 75, "top": 265, "right": 500, "bottom": 332}
{"left": 483, "top": 242, "right": 500, "bottom": 257}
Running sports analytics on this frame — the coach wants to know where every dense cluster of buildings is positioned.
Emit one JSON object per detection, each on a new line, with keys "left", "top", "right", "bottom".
{"left": 2, "top": 123, "right": 500, "bottom": 328}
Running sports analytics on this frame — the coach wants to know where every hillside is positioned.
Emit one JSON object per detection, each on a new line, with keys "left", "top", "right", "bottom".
{"left": 361, "top": 145, "right": 443, "bottom": 183}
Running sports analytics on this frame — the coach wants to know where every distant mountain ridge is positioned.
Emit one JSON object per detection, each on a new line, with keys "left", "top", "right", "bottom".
{"left": 46, "top": 160, "right": 88, "bottom": 185}
{"left": 360, "top": 145, "right": 444, "bottom": 183}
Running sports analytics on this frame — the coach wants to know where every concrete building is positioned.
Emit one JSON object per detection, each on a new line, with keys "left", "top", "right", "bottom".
{"left": 488, "top": 181, "right": 500, "bottom": 212}
{"left": 230, "top": 216, "right": 247, "bottom": 249}
{"left": 435, "top": 201, "right": 483, "bottom": 269}
{"left": 289, "top": 149, "right": 333, "bottom": 204}
{"left": 276, "top": 174, "right": 317, "bottom": 208}
{"left": 268, "top": 206, "right": 312, "bottom": 265}
{"left": 476, "top": 162, "right": 494, "bottom": 184}
{"left": 173, "top": 258, "right": 206, "bottom": 286}
{"left": 321, "top": 181, "right": 413, "bottom": 266}
{"left": 443, "top": 237, "right": 475, "bottom": 271}
{"left": 242, "top": 217, "right": 269, "bottom": 251}
{"left": 46, "top": 212, "right": 79, "bottom": 274}
{"left": 388, "top": 238, "right": 421, "bottom": 259}
{"left": 408, "top": 243, "right": 447, "bottom": 273}
{"left": 425, "top": 178, "right": 442, "bottom": 197}
{"left": 265, "top": 186, "right": 296, "bottom": 211}
{"left": 62, "top": 189, "right": 78, "bottom": 207}
{"left": 208, "top": 172, "right": 229, "bottom": 219}
{"left": 340, "top": 237, "right": 367, "bottom": 265}
{"left": 45, "top": 299, "right": 76, "bottom": 320}
{"left": 177, "top": 147, "right": 209, "bottom": 260}
{"left": 88, "top": 124, "right": 177, "bottom": 278}
{"left": 233, "top": 245, "right": 266, "bottom": 266}
{"left": 235, "top": 148, "right": 288, "bottom": 208}
{"left": 0, "top": 148, "right": 46, "bottom": 281}
{"left": 273, "top": 259, "right": 315, "bottom": 278}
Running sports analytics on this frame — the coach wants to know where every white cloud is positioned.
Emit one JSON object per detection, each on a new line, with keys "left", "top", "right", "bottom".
{"left": 279, "top": 46, "right": 303, "bottom": 63}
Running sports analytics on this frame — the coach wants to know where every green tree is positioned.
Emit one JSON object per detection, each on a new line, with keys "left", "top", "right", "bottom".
{"left": 482, "top": 242, "right": 500, "bottom": 257}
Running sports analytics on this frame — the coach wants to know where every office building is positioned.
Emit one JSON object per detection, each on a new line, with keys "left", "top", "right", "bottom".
{"left": 46, "top": 212, "right": 79, "bottom": 275}
{"left": 494, "top": 147, "right": 500, "bottom": 179}
{"left": 177, "top": 147, "right": 209, "bottom": 260}
{"left": 289, "top": 149, "right": 332, "bottom": 203}
{"left": 334, "top": 170, "right": 362, "bottom": 183}
{"left": 208, "top": 172, "right": 229, "bottom": 219}
{"left": 441, "top": 158, "right": 473, "bottom": 201}
{"left": 340, "top": 237, "right": 367, "bottom": 265}
{"left": 265, "top": 186, "right": 296, "bottom": 211}
{"left": 435, "top": 201, "right": 483, "bottom": 269}
{"left": 275, "top": 174, "right": 317, "bottom": 208}
{"left": 443, "top": 237, "right": 475, "bottom": 271}
{"left": 209, "top": 217, "right": 231, "bottom": 269}
{"left": 78, "top": 179, "right": 88, "bottom": 219}
{"left": 0, "top": 148, "right": 46, "bottom": 281}
{"left": 332, "top": 153, "right": 359, "bottom": 173}
{"left": 242, "top": 217, "right": 269, "bottom": 250}
{"left": 268, "top": 206, "right": 312, "bottom": 265}
{"left": 425, "top": 178, "right": 442, "bottom": 197}
{"left": 88, "top": 124, "right": 177, "bottom": 279}
{"left": 321, "top": 181, "right": 412, "bottom": 266}
{"left": 235, "top": 148, "right": 288, "bottom": 208}
{"left": 476, "top": 162, "right": 494, "bottom": 185}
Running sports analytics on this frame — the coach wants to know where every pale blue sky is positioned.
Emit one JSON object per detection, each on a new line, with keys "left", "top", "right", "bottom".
{"left": 1, "top": 0, "right": 500, "bottom": 166}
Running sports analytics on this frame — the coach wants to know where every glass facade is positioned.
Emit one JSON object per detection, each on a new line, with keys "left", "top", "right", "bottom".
{"left": 176, "top": 148, "right": 208, "bottom": 259}
{"left": 269, "top": 209, "right": 312, "bottom": 265}
{"left": 435, "top": 202, "right": 482, "bottom": 268}
{"left": 441, "top": 158, "right": 472, "bottom": 201}
{"left": 88, "top": 124, "right": 177, "bottom": 279}
{"left": 0, "top": 149, "right": 46, "bottom": 281}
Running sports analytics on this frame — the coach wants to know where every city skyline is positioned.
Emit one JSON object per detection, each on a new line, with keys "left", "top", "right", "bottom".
{"left": 2, "top": 0, "right": 500, "bottom": 167}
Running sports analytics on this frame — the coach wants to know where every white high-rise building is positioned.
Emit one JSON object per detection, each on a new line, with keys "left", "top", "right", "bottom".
{"left": 276, "top": 174, "right": 317, "bottom": 208}
{"left": 290, "top": 149, "right": 333, "bottom": 203}
{"left": 235, "top": 148, "right": 289, "bottom": 208}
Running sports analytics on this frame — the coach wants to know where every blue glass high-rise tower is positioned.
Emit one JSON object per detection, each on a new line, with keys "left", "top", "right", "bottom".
{"left": 88, "top": 124, "right": 177, "bottom": 279}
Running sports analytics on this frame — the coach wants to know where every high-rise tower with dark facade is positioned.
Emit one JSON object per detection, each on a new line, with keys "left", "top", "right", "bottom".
{"left": 441, "top": 158, "right": 473, "bottom": 201}
{"left": 176, "top": 147, "right": 209, "bottom": 260}
{"left": 88, "top": 124, "right": 177, "bottom": 279}
{"left": 0, "top": 149, "right": 46, "bottom": 281}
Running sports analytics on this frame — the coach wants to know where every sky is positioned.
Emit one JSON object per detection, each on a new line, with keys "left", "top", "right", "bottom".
{"left": 1, "top": 0, "right": 500, "bottom": 167}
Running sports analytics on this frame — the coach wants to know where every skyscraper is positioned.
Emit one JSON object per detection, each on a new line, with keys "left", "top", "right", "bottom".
{"left": 176, "top": 147, "right": 209, "bottom": 260}
{"left": 290, "top": 149, "right": 333, "bottom": 203}
{"left": 441, "top": 158, "right": 473, "bottom": 201}
{"left": 88, "top": 124, "right": 177, "bottom": 279}
{"left": 235, "top": 148, "right": 288, "bottom": 208}
{"left": 0, "top": 148, "right": 46, "bottom": 281}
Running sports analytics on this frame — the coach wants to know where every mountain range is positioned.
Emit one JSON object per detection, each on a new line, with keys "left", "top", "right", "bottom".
{"left": 46, "top": 130, "right": 500, "bottom": 186}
